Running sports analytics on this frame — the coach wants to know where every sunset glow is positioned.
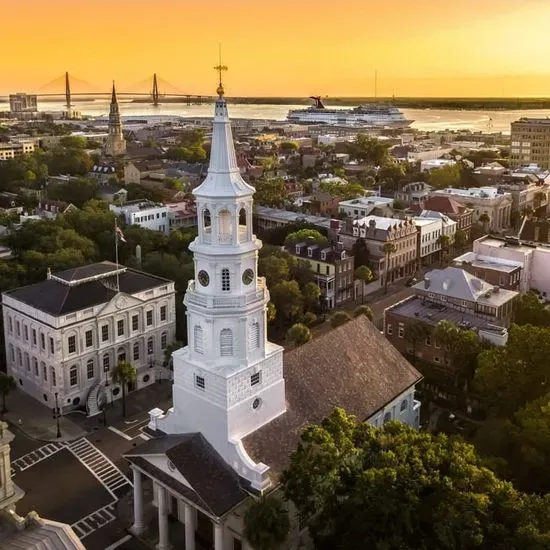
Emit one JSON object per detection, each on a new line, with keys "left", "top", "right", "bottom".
{"left": 4, "top": 0, "right": 550, "bottom": 97}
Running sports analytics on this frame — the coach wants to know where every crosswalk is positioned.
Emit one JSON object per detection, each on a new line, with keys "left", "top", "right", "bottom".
{"left": 11, "top": 442, "right": 66, "bottom": 475}
{"left": 66, "top": 437, "right": 132, "bottom": 498}
{"left": 71, "top": 501, "right": 117, "bottom": 539}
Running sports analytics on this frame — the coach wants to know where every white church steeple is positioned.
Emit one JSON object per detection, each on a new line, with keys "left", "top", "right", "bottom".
{"left": 151, "top": 63, "right": 285, "bottom": 491}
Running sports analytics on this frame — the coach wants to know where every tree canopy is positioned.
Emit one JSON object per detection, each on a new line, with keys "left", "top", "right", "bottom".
{"left": 284, "top": 228, "right": 328, "bottom": 248}
{"left": 513, "top": 292, "right": 550, "bottom": 327}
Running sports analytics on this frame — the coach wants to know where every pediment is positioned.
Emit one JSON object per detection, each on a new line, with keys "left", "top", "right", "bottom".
{"left": 145, "top": 454, "right": 195, "bottom": 492}
{"left": 96, "top": 292, "right": 144, "bottom": 317}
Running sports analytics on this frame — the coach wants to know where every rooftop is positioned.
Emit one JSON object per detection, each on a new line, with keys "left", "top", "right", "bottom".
{"left": 453, "top": 251, "right": 522, "bottom": 274}
{"left": 243, "top": 316, "right": 422, "bottom": 478}
{"left": 434, "top": 186, "right": 507, "bottom": 199}
{"left": 354, "top": 215, "right": 413, "bottom": 231}
{"left": 422, "top": 196, "right": 470, "bottom": 215}
{"left": 339, "top": 196, "right": 394, "bottom": 207}
{"left": 113, "top": 200, "right": 166, "bottom": 213}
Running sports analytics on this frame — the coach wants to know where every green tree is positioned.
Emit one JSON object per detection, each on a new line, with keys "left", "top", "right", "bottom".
{"left": 330, "top": 311, "right": 351, "bottom": 328}
{"left": 513, "top": 292, "right": 550, "bottom": 327}
{"left": 354, "top": 265, "right": 373, "bottom": 303}
{"left": 437, "top": 234, "right": 451, "bottom": 263}
{"left": 428, "top": 163, "right": 461, "bottom": 189}
{"left": 347, "top": 133, "right": 389, "bottom": 165}
{"left": 377, "top": 161, "right": 406, "bottom": 192}
{"left": 284, "top": 229, "right": 328, "bottom": 248}
{"left": 286, "top": 323, "right": 312, "bottom": 347}
{"left": 258, "top": 255, "right": 289, "bottom": 288}
{"left": 279, "top": 141, "right": 298, "bottom": 153}
{"left": 282, "top": 408, "right": 550, "bottom": 550}
{"left": 382, "top": 242, "right": 397, "bottom": 294}
{"left": 270, "top": 280, "right": 304, "bottom": 324}
{"left": 479, "top": 212, "right": 491, "bottom": 232}
{"left": 352, "top": 238, "right": 370, "bottom": 268}
{"left": 453, "top": 228, "right": 468, "bottom": 250}
{"left": 47, "top": 177, "right": 98, "bottom": 208}
{"left": 254, "top": 177, "right": 287, "bottom": 208}
{"left": 404, "top": 320, "right": 431, "bottom": 363}
{"left": 112, "top": 360, "right": 137, "bottom": 418}
{"left": 244, "top": 495, "right": 290, "bottom": 550}
{"left": 353, "top": 305, "right": 373, "bottom": 320}
{"left": 302, "top": 282, "right": 321, "bottom": 310}
{"left": 163, "top": 340, "right": 183, "bottom": 369}
{"left": 0, "top": 373, "right": 16, "bottom": 414}
{"left": 59, "top": 136, "right": 87, "bottom": 149}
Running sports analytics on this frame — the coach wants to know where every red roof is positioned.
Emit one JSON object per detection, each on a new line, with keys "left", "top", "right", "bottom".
{"left": 423, "top": 196, "right": 466, "bottom": 215}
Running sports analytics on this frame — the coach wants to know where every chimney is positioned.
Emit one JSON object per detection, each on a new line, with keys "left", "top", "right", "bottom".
{"left": 136, "top": 244, "right": 142, "bottom": 268}
{"left": 424, "top": 277, "right": 430, "bottom": 289}
{"left": 46, "top": 267, "right": 52, "bottom": 280}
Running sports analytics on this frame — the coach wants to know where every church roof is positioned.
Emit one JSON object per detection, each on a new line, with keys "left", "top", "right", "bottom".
{"left": 124, "top": 433, "right": 249, "bottom": 517}
{"left": 192, "top": 97, "right": 255, "bottom": 199}
{"left": 242, "top": 315, "right": 422, "bottom": 479}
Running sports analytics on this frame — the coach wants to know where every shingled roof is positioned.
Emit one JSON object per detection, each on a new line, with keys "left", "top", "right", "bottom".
{"left": 242, "top": 315, "right": 422, "bottom": 478}
{"left": 423, "top": 196, "right": 467, "bottom": 215}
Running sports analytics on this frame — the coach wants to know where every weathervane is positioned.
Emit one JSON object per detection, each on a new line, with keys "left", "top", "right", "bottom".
{"left": 214, "top": 43, "right": 228, "bottom": 97}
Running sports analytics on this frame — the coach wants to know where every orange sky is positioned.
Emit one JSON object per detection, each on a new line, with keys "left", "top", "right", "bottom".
{"left": 3, "top": 0, "right": 550, "bottom": 97}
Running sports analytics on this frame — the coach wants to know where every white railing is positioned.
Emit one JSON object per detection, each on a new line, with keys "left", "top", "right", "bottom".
{"left": 185, "top": 278, "right": 267, "bottom": 309}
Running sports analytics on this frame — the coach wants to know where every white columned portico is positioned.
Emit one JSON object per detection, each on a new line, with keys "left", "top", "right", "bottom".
{"left": 184, "top": 503, "right": 196, "bottom": 550}
{"left": 156, "top": 484, "right": 170, "bottom": 550}
{"left": 130, "top": 468, "right": 144, "bottom": 535}
{"left": 214, "top": 522, "right": 224, "bottom": 550}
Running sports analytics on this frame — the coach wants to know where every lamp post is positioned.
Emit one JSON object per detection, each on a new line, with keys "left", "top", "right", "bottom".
{"left": 53, "top": 392, "right": 61, "bottom": 439}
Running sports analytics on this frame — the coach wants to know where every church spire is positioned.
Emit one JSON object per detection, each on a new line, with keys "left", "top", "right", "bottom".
{"left": 103, "top": 80, "right": 126, "bottom": 157}
{"left": 111, "top": 80, "right": 118, "bottom": 104}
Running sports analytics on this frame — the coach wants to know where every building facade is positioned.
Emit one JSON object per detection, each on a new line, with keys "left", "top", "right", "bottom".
{"left": 338, "top": 195, "right": 394, "bottom": 218}
{"left": 110, "top": 201, "right": 171, "bottom": 233}
{"left": 510, "top": 118, "right": 550, "bottom": 170}
{"left": 103, "top": 83, "right": 127, "bottom": 157}
{"left": 421, "top": 196, "right": 473, "bottom": 241}
{"left": 453, "top": 252, "right": 523, "bottom": 291}
{"left": 2, "top": 262, "right": 176, "bottom": 413}
{"left": 412, "top": 217, "right": 442, "bottom": 265}
{"left": 9, "top": 93, "right": 38, "bottom": 115}
{"left": 0, "top": 140, "right": 35, "bottom": 161}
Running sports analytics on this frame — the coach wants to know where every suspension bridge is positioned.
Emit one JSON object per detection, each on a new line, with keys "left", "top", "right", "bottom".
{"left": 7, "top": 72, "right": 215, "bottom": 107}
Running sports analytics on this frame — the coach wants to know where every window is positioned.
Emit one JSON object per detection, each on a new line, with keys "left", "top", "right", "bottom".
{"left": 40, "top": 333, "right": 45, "bottom": 350}
{"left": 33, "top": 357, "right": 38, "bottom": 376}
{"left": 49, "top": 337, "right": 54, "bottom": 354}
{"left": 146, "top": 310, "right": 153, "bottom": 326}
{"left": 387, "top": 323, "right": 393, "bottom": 335}
{"left": 41, "top": 362, "right": 47, "bottom": 381}
{"left": 434, "top": 356, "right": 440, "bottom": 363}
{"left": 24, "top": 325, "right": 28, "bottom": 341}
{"left": 147, "top": 337, "right": 154, "bottom": 355}
{"left": 194, "top": 326, "right": 204, "bottom": 354}
{"left": 221, "top": 268, "right": 230, "bottom": 292}
{"left": 24, "top": 353, "right": 30, "bottom": 371}
{"left": 51, "top": 367, "right": 56, "bottom": 386}
{"left": 398, "top": 325, "right": 404, "bottom": 338}
{"left": 132, "top": 314, "right": 139, "bottom": 331}
{"left": 383, "top": 412, "right": 392, "bottom": 424}
{"left": 9, "top": 345, "right": 14, "bottom": 362}
{"left": 220, "top": 329, "right": 233, "bottom": 356}
{"left": 69, "top": 365, "right": 78, "bottom": 387}
{"left": 117, "top": 319, "right": 124, "bottom": 337}
{"left": 195, "top": 374, "right": 205, "bottom": 390}
{"left": 249, "top": 321, "right": 260, "bottom": 350}
{"left": 8, "top": 317, "right": 12, "bottom": 333}
{"left": 160, "top": 305, "right": 167, "bottom": 322}
{"left": 102, "top": 325, "right": 109, "bottom": 342}
{"left": 16, "top": 321, "right": 20, "bottom": 337}
{"left": 425, "top": 335, "right": 432, "bottom": 346}
{"left": 16, "top": 349, "right": 21, "bottom": 367}
{"left": 400, "top": 399, "right": 408, "bottom": 412}
{"left": 251, "top": 372, "right": 261, "bottom": 386}
{"left": 103, "top": 353, "right": 110, "bottom": 372}
{"left": 68, "top": 335, "right": 76, "bottom": 354}
{"left": 161, "top": 332, "right": 167, "bottom": 350}
{"left": 87, "top": 359, "right": 94, "bottom": 380}
{"left": 85, "top": 330, "right": 93, "bottom": 348}
{"left": 32, "top": 329, "right": 37, "bottom": 345}
{"left": 133, "top": 342, "right": 140, "bottom": 361}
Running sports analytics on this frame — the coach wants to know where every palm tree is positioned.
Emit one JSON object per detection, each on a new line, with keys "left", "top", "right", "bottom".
{"left": 404, "top": 320, "right": 431, "bottom": 364}
{"left": 437, "top": 234, "right": 451, "bottom": 265}
{"left": 354, "top": 265, "right": 373, "bottom": 303}
{"left": 479, "top": 212, "right": 490, "bottom": 233}
{"left": 244, "top": 495, "right": 290, "bottom": 550}
{"left": 0, "top": 373, "right": 16, "bottom": 414}
{"left": 382, "top": 242, "right": 397, "bottom": 294}
{"left": 112, "top": 360, "right": 137, "bottom": 418}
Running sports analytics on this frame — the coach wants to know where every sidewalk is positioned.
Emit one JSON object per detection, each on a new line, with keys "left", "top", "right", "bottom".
{"left": 3, "top": 388, "right": 87, "bottom": 443}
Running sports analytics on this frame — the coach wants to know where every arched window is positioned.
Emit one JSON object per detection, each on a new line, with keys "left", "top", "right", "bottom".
{"left": 103, "top": 353, "right": 110, "bottom": 372}
{"left": 194, "top": 326, "right": 204, "bottom": 354}
{"left": 220, "top": 329, "right": 233, "bottom": 357}
{"left": 383, "top": 411, "right": 392, "bottom": 424}
{"left": 24, "top": 352, "right": 30, "bottom": 371}
{"left": 87, "top": 359, "right": 95, "bottom": 380}
{"left": 249, "top": 321, "right": 260, "bottom": 350}
{"left": 400, "top": 399, "right": 408, "bottom": 412}
{"left": 239, "top": 207, "right": 247, "bottom": 226}
{"left": 117, "top": 347, "right": 126, "bottom": 363}
{"left": 41, "top": 361, "right": 47, "bottom": 381}
{"left": 203, "top": 208, "right": 211, "bottom": 231}
{"left": 32, "top": 357, "right": 38, "bottom": 376}
{"left": 147, "top": 337, "right": 154, "bottom": 356}
{"left": 218, "top": 209, "right": 232, "bottom": 239}
{"left": 161, "top": 331, "right": 167, "bottom": 350}
{"left": 221, "top": 268, "right": 230, "bottom": 292}
{"left": 51, "top": 367, "right": 56, "bottom": 386}
{"left": 9, "top": 344, "right": 14, "bottom": 362}
{"left": 133, "top": 342, "right": 140, "bottom": 361}
{"left": 69, "top": 365, "right": 78, "bottom": 387}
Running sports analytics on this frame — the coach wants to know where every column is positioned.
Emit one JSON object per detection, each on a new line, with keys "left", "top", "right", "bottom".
{"left": 214, "top": 522, "right": 224, "bottom": 550}
{"left": 184, "top": 503, "right": 196, "bottom": 550}
{"left": 130, "top": 468, "right": 145, "bottom": 535}
{"left": 157, "top": 484, "right": 170, "bottom": 550}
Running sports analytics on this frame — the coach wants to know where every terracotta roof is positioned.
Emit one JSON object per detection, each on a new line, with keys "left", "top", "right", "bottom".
{"left": 242, "top": 316, "right": 422, "bottom": 479}
{"left": 423, "top": 195, "right": 466, "bottom": 215}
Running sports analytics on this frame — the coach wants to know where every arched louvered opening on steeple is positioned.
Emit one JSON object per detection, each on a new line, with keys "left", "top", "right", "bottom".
{"left": 194, "top": 325, "right": 204, "bottom": 354}
{"left": 202, "top": 208, "right": 211, "bottom": 232}
{"left": 220, "top": 329, "right": 233, "bottom": 356}
{"left": 249, "top": 321, "right": 260, "bottom": 350}
{"left": 239, "top": 207, "right": 248, "bottom": 242}
{"left": 218, "top": 209, "right": 233, "bottom": 243}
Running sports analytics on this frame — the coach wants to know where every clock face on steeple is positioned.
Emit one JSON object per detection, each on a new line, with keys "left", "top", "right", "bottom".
{"left": 198, "top": 270, "right": 210, "bottom": 287}
{"left": 242, "top": 269, "right": 254, "bottom": 285}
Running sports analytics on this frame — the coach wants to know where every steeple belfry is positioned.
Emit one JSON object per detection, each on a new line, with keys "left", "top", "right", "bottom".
{"left": 103, "top": 81, "right": 126, "bottom": 157}
{"left": 151, "top": 63, "right": 285, "bottom": 492}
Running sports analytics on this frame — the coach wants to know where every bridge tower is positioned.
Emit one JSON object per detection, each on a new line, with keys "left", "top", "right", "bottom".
{"left": 152, "top": 73, "right": 159, "bottom": 106}
{"left": 65, "top": 71, "right": 71, "bottom": 118}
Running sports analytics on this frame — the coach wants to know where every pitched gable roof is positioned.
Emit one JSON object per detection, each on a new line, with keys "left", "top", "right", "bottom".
{"left": 414, "top": 266, "right": 493, "bottom": 301}
{"left": 423, "top": 195, "right": 466, "bottom": 215}
{"left": 242, "top": 316, "right": 422, "bottom": 479}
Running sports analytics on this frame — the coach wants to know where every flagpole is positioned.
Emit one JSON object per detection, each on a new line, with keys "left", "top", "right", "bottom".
{"left": 114, "top": 218, "right": 120, "bottom": 292}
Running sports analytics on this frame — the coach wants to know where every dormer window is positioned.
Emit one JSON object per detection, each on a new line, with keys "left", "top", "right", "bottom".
{"left": 307, "top": 248, "right": 313, "bottom": 257}
{"left": 295, "top": 245, "right": 301, "bottom": 254}
{"left": 321, "top": 251, "right": 326, "bottom": 261}
{"left": 341, "top": 251, "right": 346, "bottom": 259}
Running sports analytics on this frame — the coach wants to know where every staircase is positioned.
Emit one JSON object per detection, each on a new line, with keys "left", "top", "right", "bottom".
{"left": 86, "top": 382, "right": 102, "bottom": 417}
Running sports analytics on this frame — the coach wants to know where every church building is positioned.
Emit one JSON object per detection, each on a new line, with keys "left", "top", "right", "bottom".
{"left": 123, "top": 75, "right": 422, "bottom": 550}
{"left": 103, "top": 82, "right": 127, "bottom": 157}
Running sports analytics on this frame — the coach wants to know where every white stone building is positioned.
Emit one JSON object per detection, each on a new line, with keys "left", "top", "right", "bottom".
{"left": 123, "top": 80, "right": 422, "bottom": 550}
{"left": 2, "top": 261, "right": 175, "bottom": 414}
{"left": 338, "top": 195, "right": 394, "bottom": 218}
{"left": 412, "top": 217, "right": 442, "bottom": 265}
{"left": 110, "top": 201, "right": 171, "bottom": 233}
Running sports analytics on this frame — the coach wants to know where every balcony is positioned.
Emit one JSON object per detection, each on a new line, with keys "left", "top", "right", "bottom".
{"left": 185, "top": 278, "right": 268, "bottom": 309}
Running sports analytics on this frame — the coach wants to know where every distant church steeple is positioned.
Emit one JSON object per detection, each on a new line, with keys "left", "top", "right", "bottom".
{"left": 103, "top": 81, "right": 126, "bottom": 157}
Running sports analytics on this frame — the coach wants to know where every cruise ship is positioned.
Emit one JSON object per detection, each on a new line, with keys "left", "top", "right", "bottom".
{"left": 287, "top": 96, "right": 412, "bottom": 128}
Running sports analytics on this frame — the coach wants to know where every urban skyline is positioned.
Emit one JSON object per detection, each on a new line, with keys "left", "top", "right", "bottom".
{"left": 3, "top": 0, "right": 550, "bottom": 97}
